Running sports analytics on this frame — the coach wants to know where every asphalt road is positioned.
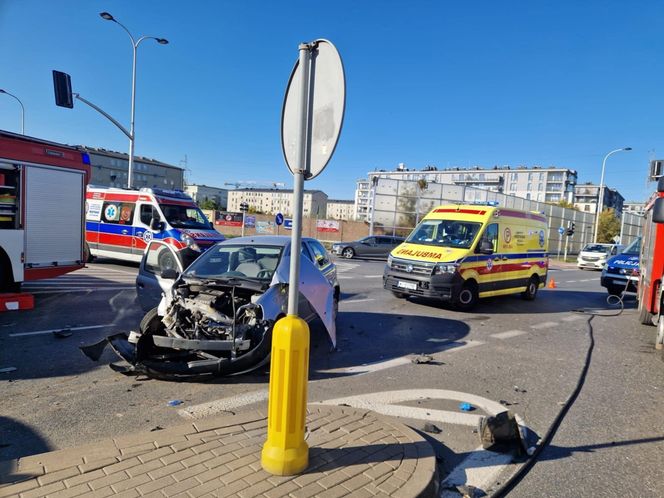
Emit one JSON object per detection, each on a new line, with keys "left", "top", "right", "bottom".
{"left": 1, "top": 257, "right": 663, "bottom": 497}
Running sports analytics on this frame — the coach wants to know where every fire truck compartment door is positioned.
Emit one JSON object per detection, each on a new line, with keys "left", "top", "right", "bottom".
{"left": 24, "top": 166, "right": 85, "bottom": 266}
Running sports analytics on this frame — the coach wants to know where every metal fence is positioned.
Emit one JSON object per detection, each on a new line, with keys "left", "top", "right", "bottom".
{"left": 368, "top": 178, "right": 642, "bottom": 256}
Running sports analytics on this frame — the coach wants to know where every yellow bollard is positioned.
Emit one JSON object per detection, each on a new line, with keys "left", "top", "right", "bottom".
{"left": 261, "top": 314, "right": 310, "bottom": 475}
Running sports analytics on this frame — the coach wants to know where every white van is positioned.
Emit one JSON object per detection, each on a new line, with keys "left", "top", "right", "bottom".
{"left": 577, "top": 243, "right": 623, "bottom": 270}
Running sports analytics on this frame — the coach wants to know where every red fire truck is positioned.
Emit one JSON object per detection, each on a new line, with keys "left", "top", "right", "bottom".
{"left": 637, "top": 177, "right": 664, "bottom": 349}
{"left": 0, "top": 130, "right": 90, "bottom": 293}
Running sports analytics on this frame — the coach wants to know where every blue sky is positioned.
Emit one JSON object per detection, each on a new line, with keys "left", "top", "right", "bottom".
{"left": 0, "top": 0, "right": 662, "bottom": 202}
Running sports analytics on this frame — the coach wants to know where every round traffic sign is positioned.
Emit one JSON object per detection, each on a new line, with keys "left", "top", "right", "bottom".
{"left": 275, "top": 212, "right": 284, "bottom": 226}
{"left": 558, "top": 227, "right": 565, "bottom": 235}
{"left": 281, "top": 39, "right": 346, "bottom": 180}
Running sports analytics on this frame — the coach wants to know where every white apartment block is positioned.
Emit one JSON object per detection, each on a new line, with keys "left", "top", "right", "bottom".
{"left": 573, "top": 183, "right": 624, "bottom": 215}
{"left": 354, "top": 164, "right": 578, "bottom": 220}
{"left": 184, "top": 184, "right": 228, "bottom": 209}
{"left": 326, "top": 200, "right": 355, "bottom": 220}
{"left": 623, "top": 202, "right": 645, "bottom": 216}
{"left": 227, "top": 188, "right": 328, "bottom": 217}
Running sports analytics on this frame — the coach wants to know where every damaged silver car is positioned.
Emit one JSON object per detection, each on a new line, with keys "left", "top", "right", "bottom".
{"left": 82, "top": 236, "right": 340, "bottom": 380}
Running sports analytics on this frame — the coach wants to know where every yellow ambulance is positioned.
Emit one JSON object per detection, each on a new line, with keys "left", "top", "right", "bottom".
{"left": 383, "top": 203, "right": 549, "bottom": 309}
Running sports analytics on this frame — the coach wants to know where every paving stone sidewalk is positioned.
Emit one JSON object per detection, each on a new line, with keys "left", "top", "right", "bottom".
{"left": 0, "top": 405, "right": 437, "bottom": 498}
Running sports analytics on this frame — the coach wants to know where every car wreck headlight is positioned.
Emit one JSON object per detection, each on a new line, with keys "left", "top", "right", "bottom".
{"left": 387, "top": 254, "right": 394, "bottom": 268}
{"left": 433, "top": 263, "right": 458, "bottom": 275}
{"left": 181, "top": 233, "right": 201, "bottom": 252}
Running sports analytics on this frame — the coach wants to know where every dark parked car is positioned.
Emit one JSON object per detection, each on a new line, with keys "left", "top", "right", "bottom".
{"left": 331, "top": 235, "right": 405, "bottom": 259}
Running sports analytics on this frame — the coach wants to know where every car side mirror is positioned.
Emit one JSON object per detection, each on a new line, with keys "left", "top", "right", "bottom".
{"left": 653, "top": 198, "right": 664, "bottom": 224}
{"left": 479, "top": 240, "right": 494, "bottom": 254}
{"left": 151, "top": 217, "right": 164, "bottom": 231}
{"left": 160, "top": 268, "right": 179, "bottom": 280}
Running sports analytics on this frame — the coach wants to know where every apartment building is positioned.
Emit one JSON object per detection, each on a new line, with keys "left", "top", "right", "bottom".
{"left": 573, "top": 183, "right": 624, "bottom": 215}
{"left": 623, "top": 202, "right": 645, "bottom": 216}
{"left": 184, "top": 184, "right": 228, "bottom": 209}
{"left": 354, "top": 164, "right": 578, "bottom": 220}
{"left": 326, "top": 199, "right": 355, "bottom": 220}
{"left": 81, "top": 147, "right": 184, "bottom": 190}
{"left": 227, "top": 188, "right": 328, "bottom": 217}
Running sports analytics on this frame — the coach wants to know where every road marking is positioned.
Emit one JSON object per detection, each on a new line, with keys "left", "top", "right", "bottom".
{"left": 562, "top": 314, "right": 586, "bottom": 322}
{"left": 27, "top": 287, "right": 134, "bottom": 294}
{"left": 9, "top": 324, "right": 115, "bottom": 337}
{"left": 566, "top": 280, "right": 578, "bottom": 283}
{"left": 364, "top": 275, "right": 383, "bottom": 278}
{"left": 340, "top": 298, "right": 375, "bottom": 304}
{"left": 580, "top": 279, "right": 595, "bottom": 282}
{"left": 179, "top": 389, "right": 269, "bottom": 419}
{"left": 530, "top": 321, "right": 558, "bottom": 330}
{"left": 317, "top": 389, "right": 531, "bottom": 497}
{"left": 490, "top": 330, "right": 527, "bottom": 340}
{"left": 319, "top": 341, "right": 484, "bottom": 375}
{"left": 441, "top": 447, "right": 513, "bottom": 497}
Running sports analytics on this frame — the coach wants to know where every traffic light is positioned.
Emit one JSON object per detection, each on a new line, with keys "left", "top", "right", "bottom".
{"left": 566, "top": 222, "right": 575, "bottom": 236}
{"left": 52, "top": 70, "right": 74, "bottom": 108}
{"left": 240, "top": 202, "right": 249, "bottom": 213}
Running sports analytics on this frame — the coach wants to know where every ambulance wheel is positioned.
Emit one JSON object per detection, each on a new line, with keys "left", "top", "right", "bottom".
{"left": 522, "top": 276, "right": 540, "bottom": 301}
{"left": 342, "top": 247, "right": 355, "bottom": 259}
{"left": 84, "top": 242, "right": 95, "bottom": 263}
{"left": 456, "top": 281, "right": 478, "bottom": 310}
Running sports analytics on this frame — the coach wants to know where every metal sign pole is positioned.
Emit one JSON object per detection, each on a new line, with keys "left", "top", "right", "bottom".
{"left": 241, "top": 211, "right": 246, "bottom": 237}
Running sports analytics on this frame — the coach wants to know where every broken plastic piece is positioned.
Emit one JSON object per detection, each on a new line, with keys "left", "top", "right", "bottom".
{"left": 411, "top": 354, "right": 434, "bottom": 364}
{"left": 167, "top": 399, "right": 183, "bottom": 407}
{"left": 459, "top": 402, "right": 474, "bottom": 411}
{"left": 513, "top": 385, "right": 527, "bottom": 393}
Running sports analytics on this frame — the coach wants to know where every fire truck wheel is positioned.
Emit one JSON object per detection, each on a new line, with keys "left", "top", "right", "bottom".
{"left": 638, "top": 303, "right": 654, "bottom": 325}
{"left": 656, "top": 316, "right": 664, "bottom": 350}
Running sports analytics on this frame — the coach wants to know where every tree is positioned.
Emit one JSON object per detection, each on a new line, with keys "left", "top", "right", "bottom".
{"left": 198, "top": 198, "right": 219, "bottom": 210}
{"left": 555, "top": 200, "right": 577, "bottom": 210}
{"left": 597, "top": 208, "right": 620, "bottom": 243}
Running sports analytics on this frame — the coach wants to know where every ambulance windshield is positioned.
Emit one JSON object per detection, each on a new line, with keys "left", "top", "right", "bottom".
{"left": 161, "top": 204, "right": 212, "bottom": 230}
{"left": 406, "top": 219, "right": 481, "bottom": 249}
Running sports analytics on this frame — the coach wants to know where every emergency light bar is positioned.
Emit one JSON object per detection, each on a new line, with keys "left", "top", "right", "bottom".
{"left": 139, "top": 187, "right": 190, "bottom": 199}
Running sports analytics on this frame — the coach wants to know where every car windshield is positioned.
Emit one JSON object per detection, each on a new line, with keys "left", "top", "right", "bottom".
{"left": 406, "top": 219, "right": 481, "bottom": 249}
{"left": 160, "top": 204, "right": 212, "bottom": 229}
{"left": 582, "top": 244, "right": 611, "bottom": 253}
{"left": 621, "top": 237, "right": 641, "bottom": 256}
{"left": 183, "top": 244, "right": 283, "bottom": 281}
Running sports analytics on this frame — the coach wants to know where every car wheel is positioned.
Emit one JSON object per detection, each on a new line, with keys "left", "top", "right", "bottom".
{"left": 342, "top": 247, "right": 355, "bottom": 259}
{"left": 522, "top": 275, "right": 539, "bottom": 301}
{"left": 139, "top": 307, "right": 164, "bottom": 335}
{"left": 456, "top": 281, "right": 479, "bottom": 310}
{"left": 607, "top": 285, "right": 623, "bottom": 297}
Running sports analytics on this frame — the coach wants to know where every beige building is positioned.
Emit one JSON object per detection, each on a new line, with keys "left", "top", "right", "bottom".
{"left": 227, "top": 188, "right": 328, "bottom": 217}
{"left": 573, "top": 183, "right": 624, "bottom": 215}
{"left": 326, "top": 199, "right": 355, "bottom": 220}
{"left": 81, "top": 147, "right": 184, "bottom": 190}
{"left": 184, "top": 184, "right": 228, "bottom": 209}
{"left": 355, "top": 164, "right": 578, "bottom": 220}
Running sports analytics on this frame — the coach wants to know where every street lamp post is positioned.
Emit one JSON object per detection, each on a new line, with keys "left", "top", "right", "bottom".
{"left": 0, "top": 89, "right": 25, "bottom": 134}
{"left": 593, "top": 147, "right": 632, "bottom": 243}
{"left": 100, "top": 12, "right": 168, "bottom": 189}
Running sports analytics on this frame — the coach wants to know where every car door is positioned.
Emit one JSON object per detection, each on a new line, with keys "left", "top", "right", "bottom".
{"left": 136, "top": 240, "right": 184, "bottom": 311}
{"left": 358, "top": 236, "right": 378, "bottom": 257}
{"left": 476, "top": 222, "right": 499, "bottom": 294}
{"left": 376, "top": 236, "right": 396, "bottom": 258}
{"left": 133, "top": 203, "right": 158, "bottom": 256}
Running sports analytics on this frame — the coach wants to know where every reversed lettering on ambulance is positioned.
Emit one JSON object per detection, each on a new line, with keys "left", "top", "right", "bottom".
{"left": 395, "top": 248, "right": 444, "bottom": 260}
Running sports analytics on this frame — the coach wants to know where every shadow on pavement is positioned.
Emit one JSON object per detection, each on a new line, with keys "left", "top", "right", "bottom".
{"left": 0, "top": 416, "right": 52, "bottom": 465}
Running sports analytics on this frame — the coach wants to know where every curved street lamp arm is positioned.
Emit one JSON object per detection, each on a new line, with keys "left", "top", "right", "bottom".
{"left": 73, "top": 93, "right": 132, "bottom": 139}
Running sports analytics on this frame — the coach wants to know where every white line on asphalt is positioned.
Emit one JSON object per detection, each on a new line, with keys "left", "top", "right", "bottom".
{"left": 337, "top": 276, "right": 354, "bottom": 280}
{"left": 318, "top": 341, "right": 484, "bottom": 375}
{"left": 566, "top": 280, "right": 578, "bottom": 283}
{"left": 179, "top": 389, "right": 269, "bottom": 419}
{"left": 530, "top": 321, "right": 558, "bottom": 330}
{"left": 441, "top": 446, "right": 514, "bottom": 497}
{"left": 364, "top": 275, "right": 383, "bottom": 278}
{"left": 88, "top": 266, "right": 138, "bottom": 275}
{"left": 580, "top": 279, "right": 595, "bottom": 282}
{"left": 340, "top": 298, "right": 375, "bottom": 304}
{"left": 10, "top": 324, "right": 115, "bottom": 337}
{"left": 25, "top": 287, "right": 134, "bottom": 294}
{"left": 562, "top": 314, "right": 586, "bottom": 322}
{"left": 490, "top": 330, "right": 527, "bottom": 340}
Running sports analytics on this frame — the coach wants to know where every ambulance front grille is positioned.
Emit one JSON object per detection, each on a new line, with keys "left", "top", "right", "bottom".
{"left": 390, "top": 258, "right": 434, "bottom": 275}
